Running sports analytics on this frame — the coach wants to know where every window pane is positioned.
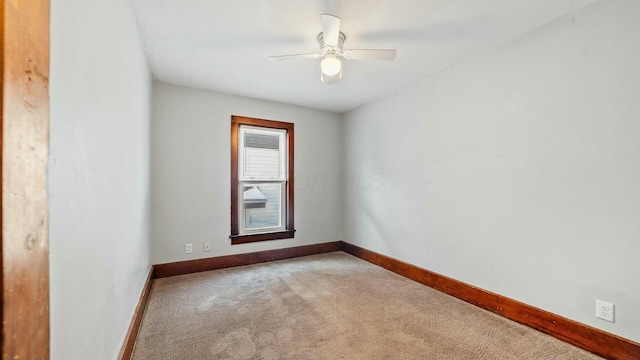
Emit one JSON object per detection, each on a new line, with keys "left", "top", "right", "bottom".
{"left": 243, "top": 183, "right": 282, "bottom": 230}
{"left": 241, "top": 127, "right": 286, "bottom": 180}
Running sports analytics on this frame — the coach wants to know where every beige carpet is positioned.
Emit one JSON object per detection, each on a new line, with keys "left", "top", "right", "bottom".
{"left": 132, "top": 252, "right": 602, "bottom": 360}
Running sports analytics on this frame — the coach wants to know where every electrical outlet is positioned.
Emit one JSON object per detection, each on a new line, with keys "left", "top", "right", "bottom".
{"left": 596, "top": 299, "right": 614, "bottom": 322}
{"left": 204, "top": 241, "right": 211, "bottom": 252}
{"left": 185, "top": 243, "right": 193, "bottom": 254}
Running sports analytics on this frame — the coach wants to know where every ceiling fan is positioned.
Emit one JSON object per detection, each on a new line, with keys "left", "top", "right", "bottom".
{"left": 268, "top": 14, "right": 397, "bottom": 85}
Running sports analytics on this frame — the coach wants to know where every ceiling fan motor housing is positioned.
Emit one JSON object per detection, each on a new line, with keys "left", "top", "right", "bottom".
{"left": 318, "top": 32, "right": 346, "bottom": 56}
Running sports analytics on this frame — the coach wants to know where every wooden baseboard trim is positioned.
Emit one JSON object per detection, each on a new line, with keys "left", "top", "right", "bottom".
{"left": 341, "top": 241, "right": 640, "bottom": 360}
{"left": 118, "top": 266, "right": 155, "bottom": 360}
{"left": 154, "top": 241, "right": 342, "bottom": 278}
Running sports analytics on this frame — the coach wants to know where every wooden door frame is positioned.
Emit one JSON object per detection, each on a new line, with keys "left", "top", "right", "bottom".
{"left": 1, "top": 0, "right": 51, "bottom": 358}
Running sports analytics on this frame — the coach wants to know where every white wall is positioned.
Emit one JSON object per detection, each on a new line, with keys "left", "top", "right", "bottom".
{"left": 151, "top": 82, "right": 343, "bottom": 264}
{"left": 49, "top": 0, "right": 152, "bottom": 359}
{"left": 343, "top": 0, "right": 640, "bottom": 342}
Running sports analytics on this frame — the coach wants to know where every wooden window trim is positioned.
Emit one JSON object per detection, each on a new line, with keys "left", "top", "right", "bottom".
{"left": 230, "top": 116, "right": 294, "bottom": 245}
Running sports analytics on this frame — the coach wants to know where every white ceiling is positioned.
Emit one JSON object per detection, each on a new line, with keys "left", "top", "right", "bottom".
{"left": 132, "top": 0, "right": 596, "bottom": 113}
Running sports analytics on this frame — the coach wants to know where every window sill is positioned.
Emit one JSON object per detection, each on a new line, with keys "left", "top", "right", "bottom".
{"left": 230, "top": 230, "right": 296, "bottom": 245}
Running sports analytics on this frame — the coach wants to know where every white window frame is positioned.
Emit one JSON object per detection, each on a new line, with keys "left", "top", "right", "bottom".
{"left": 238, "top": 125, "right": 287, "bottom": 234}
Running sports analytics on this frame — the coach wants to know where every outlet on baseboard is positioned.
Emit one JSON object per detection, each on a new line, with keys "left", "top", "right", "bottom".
{"left": 596, "top": 299, "right": 614, "bottom": 322}
{"left": 185, "top": 243, "right": 193, "bottom": 254}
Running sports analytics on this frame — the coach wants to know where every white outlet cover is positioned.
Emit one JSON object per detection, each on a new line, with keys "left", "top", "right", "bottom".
{"left": 204, "top": 242, "right": 211, "bottom": 252}
{"left": 596, "top": 299, "right": 614, "bottom": 322}
{"left": 185, "top": 243, "right": 193, "bottom": 254}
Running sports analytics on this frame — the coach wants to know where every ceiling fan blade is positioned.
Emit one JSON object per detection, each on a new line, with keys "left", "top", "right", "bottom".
{"left": 342, "top": 49, "right": 396, "bottom": 61}
{"left": 321, "top": 14, "right": 341, "bottom": 46}
{"left": 268, "top": 53, "right": 322, "bottom": 61}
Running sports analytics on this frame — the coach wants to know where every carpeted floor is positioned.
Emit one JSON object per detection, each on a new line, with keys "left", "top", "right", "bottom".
{"left": 132, "top": 252, "right": 602, "bottom": 360}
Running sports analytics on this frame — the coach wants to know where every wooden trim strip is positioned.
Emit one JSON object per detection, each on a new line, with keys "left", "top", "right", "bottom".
{"left": 341, "top": 241, "right": 640, "bottom": 360}
{"left": 154, "top": 241, "right": 342, "bottom": 278}
{"left": 230, "top": 116, "right": 239, "bottom": 235}
{"left": 230, "top": 230, "right": 295, "bottom": 245}
{"left": 1, "top": 0, "right": 5, "bottom": 345}
{"left": 118, "top": 266, "right": 156, "bottom": 360}
{"left": 2, "top": 0, "right": 51, "bottom": 358}
{"left": 286, "top": 121, "right": 294, "bottom": 231}
{"left": 231, "top": 115, "right": 295, "bottom": 131}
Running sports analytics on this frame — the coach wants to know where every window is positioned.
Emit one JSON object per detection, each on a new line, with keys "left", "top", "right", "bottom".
{"left": 230, "top": 116, "right": 295, "bottom": 244}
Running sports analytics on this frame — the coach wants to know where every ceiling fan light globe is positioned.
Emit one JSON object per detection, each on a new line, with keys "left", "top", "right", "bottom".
{"left": 321, "top": 56, "right": 342, "bottom": 76}
{"left": 321, "top": 70, "right": 342, "bottom": 85}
